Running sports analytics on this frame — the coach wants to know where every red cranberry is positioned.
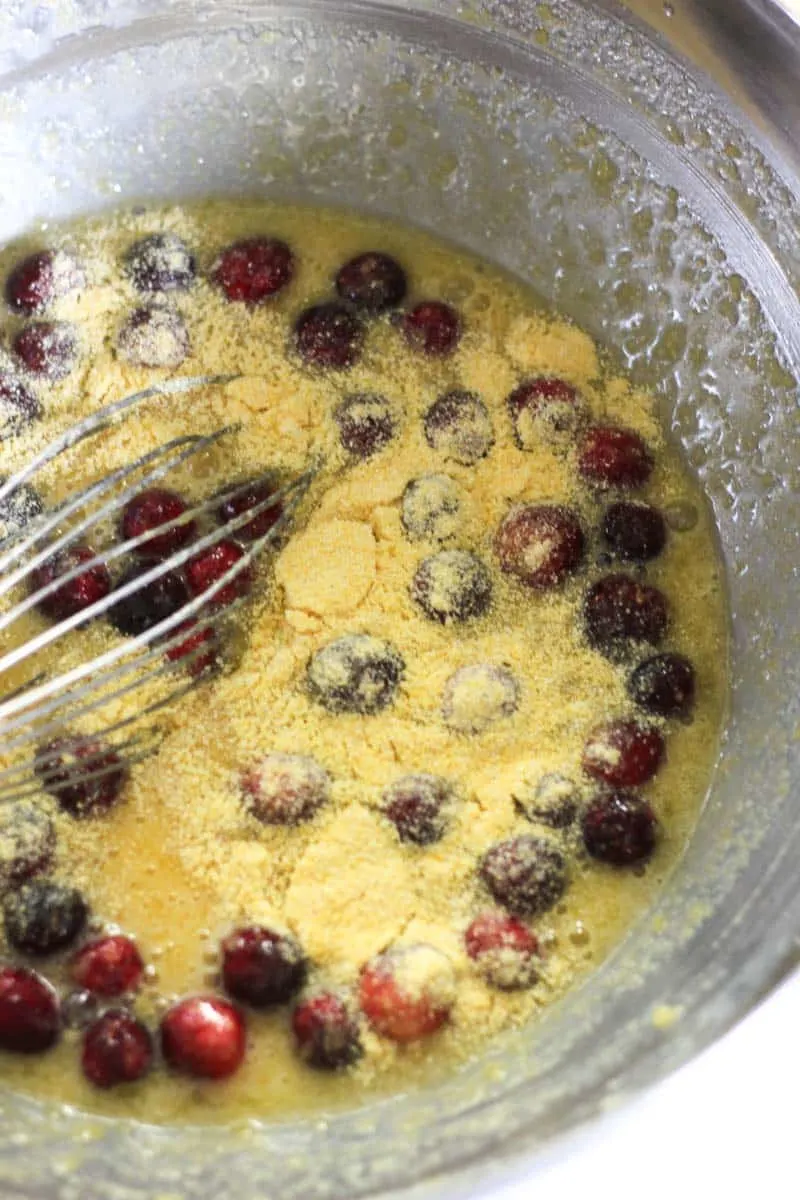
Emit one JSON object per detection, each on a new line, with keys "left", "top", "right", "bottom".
{"left": 82, "top": 1010, "right": 153, "bottom": 1089}
{"left": 479, "top": 835, "right": 567, "bottom": 917}
{"left": 31, "top": 544, "right": 111, "bottom": 622}
{"left": 583, "top": 719, "right": 665, "bottom": 787}
{"left": 117, "top": 306, "right": 189, "bottom": 368}
{"left": 335, "top": 252, "right": 407, "bottom": 313}
{"left": 465, "top": 912, "right": 539, "bottom": 990}
{"left": 108, "top": 565, "right": 190, "bottom": 638}
{"left": 71, "top": 935, "right": 144, "bottom": 997}
{"left": 628, "top": 653, "right": 696, "bottom": 719}
{"left": 507, "top": 377, "right": 584, "bottom": 446}
{"left": 125, "top": 233, "right": 196, "bottom": 293}
{"left": 423, "top": 390, "right": 494, "bottom": 465}
{"left": 0, "top": 966, "right": 60, "bottom": 1053}
{"left": 241, "top": 753, "right": 330, "bottom": 826}
{"left": 217, "top": 477, "right": 284, "bottom": 542}
{"left": 411, "top": 549, "right": 493, "bottom": 623}
{"left": 222, "top": 926, "right": 307, "bottom": 1008}
{"left": 35, "top": 736, "right": 127, "bottom": 817}
{"left": 401, "top": 474, "right": 461, "bottom": 543}
{"left": 5, "top": 250, "right": 84, "bottom": 315}
{"left": 0, "top": 479, "right": 43, "bottom": 539}
{"left": 161, "top": 996, "right": 246, "bottom": 1079}
{"left": 577, "top": 426, "right": 653, "bottom": 489}
{"left": 165, "top": 620, "right": 219, "bottom": 677}
{"left": 401, "top": 301, "right": 461, "bottom": 356}
{"left": 12, "top": 322, "right": 77, "bottom": 381}
{"left": 582, "top": 792, "right": 658, "bottom": 866}
{"left": 185, "top": 539, "right": 253, "bottom": 608}
{"left": 583, "top": 574, "right": 668, "bottom": 658}
{"left": 359, "top": 945, "right": 455, "bottom": 1043}
{"left": 495, "top": 504, "right": 584, "bottom": 589}
{"left": 0, "top": 802, "right": 55, "bottom": 893}
{"left": 307, "top": 634, "right": 405, "bottom": 715}
{"left": 294, "top": 302, "right": 364, "bottom": 369}
{"left": 4, "top": 880, "right": 88, "bottom": 955}
{"left": 334, "top": 393, "right": 395, "bottom": 458}
{"left": 382, "top": 773, "right": 451, "bottom": 845}
{"left": 602, "top": 501, "right": 667, "bottom": 562}
{"left": 0, "top": 374, "right": 42, "bottom": 437}
{"left": 120, "top": 488, "right": 196, "bottom": 560}
{"left": 213, "top": 238, "right": 294, "bottom": 304}
{"left": 292, "top": 991, "right": 362, "bottom": 1070}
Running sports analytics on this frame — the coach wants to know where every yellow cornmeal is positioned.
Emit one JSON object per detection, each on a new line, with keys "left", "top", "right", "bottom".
{"left": 0, "top": 200, "right": 727, "bottom": 1123}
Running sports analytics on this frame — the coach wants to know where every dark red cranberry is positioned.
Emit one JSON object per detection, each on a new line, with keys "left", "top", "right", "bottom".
{"left": 0, "top": 966, "right": 60, "bottom": 1053}
{"left": 411, "top": 549, "right": 492, "bottom": 623}
{"left": 165, "top": 620, "right": 219, "bottom": 677}
{"left": 307, "top": 634, "right": 404, "bottom": 715}
{"left": 423, "top": 390, "right": 494, "bottom": 465}
{"left": 479, "top": 835, "right": 567, "bottom": 917}
{"left": 401, "top": 474, "right": 461, "bottom": 543}
{"left": 71, "top": 935, "right": 144, "bottom": 997}
{"left": 125, "top": 233, "right": 196, "bottom": 293}
{"left": 12, "top": 322, "right": 77, "bottom": 381}
{"left": 31, "top": 544, "right": 111, "bottom": 622}
{"left": 335, "top": 251, "right": 407, "bottom": 313}
{"left": 0, "top": 374, "right": 42, "bottom": 438}
{"left": 583, "top": 719, "right": 665, "bottom": 787}
{"left": 108, "top": 565, "right": 189, "bottom": 637}
{"left": 82, "top": 1011, "right": 153, "bottom": 1089}
{"left": 495, "top": 504, "right": 584, "bottom": 589}
{"left": 5, "top": 250, "right": 83, "bottom": 315}
{"left": 465, "top": 912, "right": 539, "bottom": 990}
{"left": 577, "top": 426, "right": 653, "bottom": 489}
{"left": 628, "top": 653, "right": 696, "bottom": 719}
{"left": 120, "top": 488, "right": 196, "bottom": 560}
{"left": 294, "top": 302, "right": 364, "bottom": 369}
{"left": 213, "top": 238, "right": 294, "bottom": 304}
{"left": 241, "top": 753, "right": 330, "bottom": 826}
{"left": 382, "top": 773, "right": 451, "bottom": 845}
{"left": 217, "top": 477, "right": 284, "bottom": 542}
{"left": 292, "top": 991, "right": 363, "bottom": 1070}
{"left": 507, "top": 377, "right": 584, "bottom": 446}
{"left": 0, "top": 803, "right": 55, "bottom": 893}
{"left": 4, "top": 880, "right": 88, "bottom": 955}
{"left": 401, "top": 301, "right": 461, "bottom": 356}
{"left": 222, "top": 926, "right": 307, "bottom": 1008}
{"left": 35, "top": 736, "right": 127, "bottom": 817}
{"left": 161, "top": 996, "right": 246, "bottom": 1079}
{"left": 359, "top": 945, "right": 455, "bottom": 1043}
{"left": 0, "top": 479, "right": 43, "bottom": 540}
{"left": 185, "top": 539, "right": 253, "bottom": 608}
{"left": 582, "top": 792, "right": 658, "bottom": 866}
{"left": 516, "top": 773, "right": 580, "bottom": 830}
{"left": 117, "top": 306, "right": 189, "bottom": 368}
{"left": 334, "top": 393, "right": 395, "bottom": 458}
{"left": 602, "top": 501, "right": 667, "bottom": 562}
{"left": 583, "top": 574, "right": 668, "bottom": 658}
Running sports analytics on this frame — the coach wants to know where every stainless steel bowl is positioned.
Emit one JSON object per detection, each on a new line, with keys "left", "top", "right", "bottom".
{"left": 0, "top": 2, "right": 798, "bottom": 1196}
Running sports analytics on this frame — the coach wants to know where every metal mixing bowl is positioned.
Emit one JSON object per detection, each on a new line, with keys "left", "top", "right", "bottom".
{"left": 0, "top": 2, "right": 798, "bottom": 1196}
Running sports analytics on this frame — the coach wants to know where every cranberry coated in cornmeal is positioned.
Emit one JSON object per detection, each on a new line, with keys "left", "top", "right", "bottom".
{"left": 582, "top": 793, "right": 658, "bottom": 866}
{"left": 5, "top": 250, "right": 84, "bottom": 315}
{"left": 160, "top": 996, "right": 246, "bottom": 1079}
{"left": 0, "top": 375, "right": 42, "bottom": 439}
{"left": 578, "top": 426, "right": 653, "bottom": 489}
{"left": 334, "top": 393, "right": 395, "bottom": 458}
{"left": 294, "top": 302, "right": 364, "bottom": 369}
{"left": 0, "top": 966, "right": 60, "bottom": 1053}
{"left": 360, "top": 946, "right": 455, "bottom": 1043}
{"left": 120, "top": 488, "right": 196, "bottom": 560}
{"left": 335, "top": 252, "right": 407, "bottom": 313}
{"left": 82, "top": 1011, "right": 153, "bottom": 1089}
{"left": 583, "top": 719, "right": 665, "bottom": 788}
{"left": 292, "top": 992, "right": 363, "bottom": 1070}
{"left": 213, "top": 237, "right": 294, "bottom": 304}
{"left": 401, "top": 301, "right": 461, "bottom": 356}
{"left": 507, "top": 377, "right": 584, "bottom": 444}
{"left": 0, "top": 803, "right": 55, "bottom": 893}
{"left": 602, "top": 501, "right": 667, "bottom": 563}
{"left": 241, "top": 753, "right": 330, "bottom": 826}
{"left": 71, "top": 935, "right": 144, "bottom": 998}
{"left": 496, "top": 504, "right": 584, "bottom": 589}
{"left": 628, "top": 653, "right": 696, "bottom": 719}
{"left": 125, "top": 233, "right": 196, "bottom": 294}
{"left": 31, "top": 545, "right": 111, "bottom": 622}
{"left": 423, "top": 390, "right": 494, "bottom": 466}
{"left": 4, "top": 880, "right": 88, "bottom": 956}
{"left": 35, "top": 736, "right": 127, "bottom": 818}
{"left": 222, "top": 926, "right": 307, "bottom": 1008}
{"left": 382, "top": 773, "right": 451, "bottom": 846}
{"left": 12, "top": 322, "right": 77, "bottom": 381}
{"left": 411, "top": 549, "right": 492, "bottom": 623}
{"left": 480, "top": 835, "right": 567, "bottom": 917}
{"left": 583, "top": 574, "right": 668, "bottom": 658}
{"left": 307, "top": 634, "right": 404, "bottom": 715}
{"left": 465, "top": 913, "right": 539, "bottom": 991}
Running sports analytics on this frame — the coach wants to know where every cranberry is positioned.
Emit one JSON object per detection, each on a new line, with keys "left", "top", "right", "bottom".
{"left": 442, "top": 664, "right": 519, "bottom": 735}
{"left": 82, "top": 1010, "right": 153, "bottom": 1089}
{"left": 241, "top": 753, "right": 330, "bottom": 826}
{"left": 465, "top": 912, "right": 539, "bottom": 990}
{"left": 125, "top": 233, "right": 196, "bottom": 293}
{"left": 359, "top": 945, "right": 455, "bottom": 1043}
{"left": 480, "top": 835, "right": 567, "bottom": 917}
{"left": 294, "top": 302, "right": 364, "bottom": 369}
{"left": 495, "top": 504, "right": 584, "bottom": 589}
{"left": 0, "top": 803, "right": 55, "bottom": 893}
{"left": 292, "top": 991, "right": 362, "bottom": 1070}
{"left": 307, "top": 634, "right": 404, "bottom": 715}
{"left": 213, "top": 237, "right": 294, "bottom": 304}
{"left": 401, "top": 474, "right": 461, "bottom": 544}
{"left": 335, "top": 251, "right": 407, "bottom": 313}
{"left": 583, "top": 719, "right": 665, "bottom": 787}
{"left": 334, "top": 393, "right": 395, "bottom": 458}
{"left": 0, "top": 966, "right": 60, "bottom": 1053}
{"left": 117, "top": 306, "right": 190, "bottom": 368}
{"left": 583, "top": 574, "right": 668, "bottom": 658}
{"left": 577, "top": 425, "right": 653, "bottom": 489}
{"left": 382, "top": 773, "right": 451, "bottom": 845}
{"left": 185, "top": 539, "right": 253, "bottom": 608}
{"left": 423, "top": 390, "right": 494, "bottom": 466}
{"left": 411, "top": 549, "right": 492, "bottom": 623}
{"left": 35, "top": 736, "right": 127, "bottom": 817}
{"left": 31, "top": 544, "right": 111, "bottom": 623}
{"left": 12, "top": 322, "right": 77, "bottom": 381}
{"left": 120, "top": 488, "right": 196, "bottom": 560}
{"left": 161, "top": 996, "right": 246, "bottom": 1079}
{"left": 519, "top": 774, "right": 579, "bottom": 830}
{"left": 217, "top": 477, "right": 284, "bottom": 542}
{"left": 71, "top": 935, "right": 144, "bottom": 997}
{"left": 4, "top": 880, "right": 88, "bottom": 955}
{"left": 401, "top": 301, "right": 461, "bottom": 356}
{"left": 165, "top": 620, "right": 219, "bottom": 677}
{"left": 582, "top": 792, "right": 658, "bottom": 866}
{"left": 5, "top": 250, "right": 84, "bottom": 316}
{"left": 507, "top": 377, "right": 584, "bottom": 447}
{"left": 108, "top": 565, "right": 190, "bottom": 638}
{"left": 602, "top": 501, "right": 667, "bottom": 562}
{"left": 221, "top": 926, "right": 307, "bottom": 1008}
{"left": 0, "top": 374, "right": 42, "bottom": 438}
{"left": 628, "top": 652, "right": 696, "bottom": 719}
{"left": 0, "top": 479, "right": 42, "bottom": 540}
